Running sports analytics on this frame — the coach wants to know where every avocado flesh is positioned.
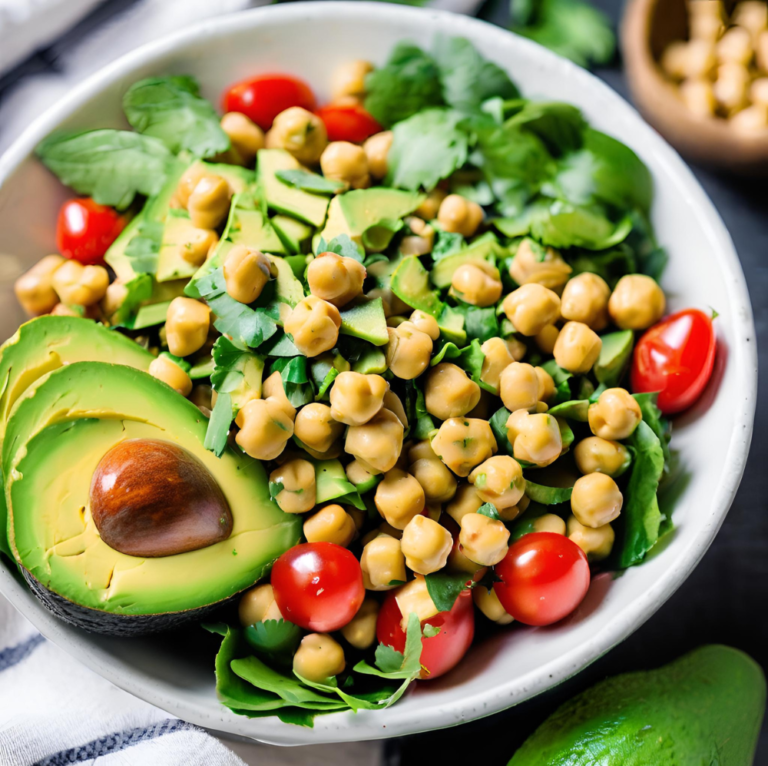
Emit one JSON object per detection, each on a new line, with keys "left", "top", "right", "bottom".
{"left": 271, "top": 215, "right": 313, "bottom": 254}
{"left": 4, "top": 362, "right": 301, "bottom": 623}
{"left": 509, "top": 645, "right": 766, "bottom": 766}
{"left": 390, "top": 256, "right": 444, "bottom": 317}
{"left": 595, "top": 329, "right": 634, "bottom": 387}
{"left": 431, "top": 238, "right": 505, "bottom": 289}
{"left": 339, "top": 299, "right": 389, "bottom": 346}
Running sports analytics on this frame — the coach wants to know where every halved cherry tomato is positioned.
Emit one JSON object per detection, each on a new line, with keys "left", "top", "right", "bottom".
{"left": 377, "top": 588, "right": 475, "bottom": 680}
{"left": 631, "top": 308, "right": 716, "bottom": 415}
{"left": 271, "top": 542, "right": 364, "bottom": 632}
{"left": 315, "top": 103, "right": 382, "bottom": 143}
{"left": 494, "top": 532, "right": 590, "bottom": 627}
{"left": 56, "top": 198, "right": 125, "bottom": 265}
{"left": 222, "top": 74, "right": 316, "bottom": 131}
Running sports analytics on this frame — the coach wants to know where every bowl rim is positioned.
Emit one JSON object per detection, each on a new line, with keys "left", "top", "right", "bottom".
{"left": 0, "top": 0, "right": 757, "bottom": 746}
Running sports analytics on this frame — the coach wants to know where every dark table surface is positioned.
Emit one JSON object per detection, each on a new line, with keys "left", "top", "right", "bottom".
{"left": 1, "top": 0, "right": 766, "bottom": 763}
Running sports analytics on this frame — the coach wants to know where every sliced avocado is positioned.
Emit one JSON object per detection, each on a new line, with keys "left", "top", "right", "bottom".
{"left": 353, "top": 347, "right": 387, "bottom": 375}
{"left": 271, "top": 215, "right": 313, "bottom": 254}
{"left": 193, "top": 159, "right": 254, "bottom": 195}
{"left": 258, "top": 149, "right": 330, "bottom": 227}
{"left": 104, "top": 212, "right": 145, "bottom": 283}
{"left": 509, "top": 645, "right": 766, "bottom": 766}
{"left": 523, "top": 480, "right": 573, "bottom": 505}
{"left": 319, "top": 188, "right": 425, "bottom": 247}
{"left": 431, "top": 238, "right": 505, "bottom": 289}
{"left": 225, "top": 353, "right": 264, "bottom": 411}
{"left": 314, "top": 459, "right": 364, "bottom": 509}
{"left": 437, "top": 305, "right": 467, "bottom": 345}
{"left": 595, "top": 330, "right": 634, "bottom": 387}
{"left": 390, "top": 257, "right": 444, "bottom": 317}
{"left": 155, "top": 209, "right": 205, "bottom": 283}
{"left": 132, "top": 301, "right": 171, "bottom": 329}
{"left": 4, "top": 362, "right": 301, "bottom": 632}
{"left": 339, "top": 299, "right": 389, "bottom": 346}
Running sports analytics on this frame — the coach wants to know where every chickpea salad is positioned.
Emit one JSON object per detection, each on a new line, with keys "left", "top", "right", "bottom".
{"left": 6, "top": 35, "right": 718, "bottom": 727}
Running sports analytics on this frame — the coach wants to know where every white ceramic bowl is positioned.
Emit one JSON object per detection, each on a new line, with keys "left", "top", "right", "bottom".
{"left": 0, "top": 1, "right": 757, "bottom": 746}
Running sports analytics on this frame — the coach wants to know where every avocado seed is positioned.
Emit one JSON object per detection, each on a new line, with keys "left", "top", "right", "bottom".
{"left": 90, "top": 438, "right": 233, "bottom": 558}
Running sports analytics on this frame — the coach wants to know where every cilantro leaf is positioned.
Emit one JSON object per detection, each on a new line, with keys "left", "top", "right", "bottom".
{"left": 433, "top": 36, "right": 520, "bottom": 113}
{"left": 477, "top": 502, "right": 501, "bottom": 520}
{"left": 276, "top": 169, "right": 346, "bottom": 195}
{"left": 108, "top": 274, "right": 152, "bottom": 327}
{"left": 356, "top": 613, "right": 424, "bottom": 680}
{"left": 123, "top": 76, "right": 230, "bottom": 158}
{"left": 210, "top": 336, "right": 265, "bottom": 412}
{"left": 204, "top": 391, "right": 233, "bottom": 457}
{"left": 316, "top": 233, "right": 364, "bottom": 262}
{"left": 425, "top": 571, "right": 471, "bottom": 612}
{"left": 364, "top": 42, "right": 445, "bottom": 127}
{"left": 268, "top": 481, "right": 284, "bottom": 500}
{"left": 270, "top": 356, "right": 315, "bottom": 408}
{"left": 386, "top": 108, "right": 469, "bottom": 191}
{"left": 36, "top": 129, "right": 175, "bottom": 209}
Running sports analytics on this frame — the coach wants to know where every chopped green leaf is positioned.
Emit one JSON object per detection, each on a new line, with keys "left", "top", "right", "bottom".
{"left": 204, "top": 392, "right": 234, "bottom": 457}
{"left": 268, "top": 481, "right": 284, "bottom": 501}
{"left": 243, "top": 619, "right": 302, "bottom": 667}
{"left": 432, "top": 229, "right": 465, "bottom": 260}
{"left": 477, "top": 502, "right": 501, "bottom": 520}
{"left": 124, "top": 219, "right": 164, "bottom": 274}
{"left": 547, "top": 399, "right": 590, "bottom": 421}
{"left": 316, "top": 233, "right": 365, "bottom": 263}
{"left": 425, "top": 571, "right": 471, "bottom": 612}
{"left": 211, "top": 336, "right": 265, "bottom": 410}
{"left": 524, "top": 480, "right": 573, "bottom": 505}
{"left": 276, "top": 169, "right": 346, "bottom": 195}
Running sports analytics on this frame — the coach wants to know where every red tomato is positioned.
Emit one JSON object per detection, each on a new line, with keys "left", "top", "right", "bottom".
{"left": 271, "top": 542, "right": 364, "bottom": 632}
{"left": 631, "top": 308, "right": 716, "bottom": 415}
{"left": 222, "top": 74, "right": 316, "bottom": 131}
{"left": 56, "top": 198, "right": 125, "bottom": 265}
{"left": 494, "top": 533, "right": 590, "bottom": 627}
{"left": 377, "top": 588, "right": 475, "bottom": 680}
{"left": 315, "top": 103, "right": 382, "bottom": 143}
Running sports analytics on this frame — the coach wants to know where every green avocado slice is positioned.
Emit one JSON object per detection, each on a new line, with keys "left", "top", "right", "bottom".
{"left": 4, "top": 362, "right": 301, "bottom": 622}
{"left": 509, "top": 645, "right": 766, "bottom": 766}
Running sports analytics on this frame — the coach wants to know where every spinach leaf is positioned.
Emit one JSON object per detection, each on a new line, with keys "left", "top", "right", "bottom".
{"left": 634, "top": 392, "right": 672, "bottom": 468}
{"left": 406, "top": 381, "right": 436, "bottom": 440}
{"left": 386, "top": 108, "right": 469, "bottom": 191}
{"left": 506, "top": 100, "right": 586, "bottom": 156}
{"left": 36, "top": 129, "right": 175, "bottom": 208}
{"left": 270, "top": 356, "right": 315, "bottom": 408}
{"left": 432, "top": 229, "right": 465, "bottom": 260}
{"left": 276, "top": 169, "right": 346, "bottom": 195}
{"left": 123, "top": 76, "right": 230, "bottom": 158}
{"left": 530, "top": 200, "right": 633, "bottom": 250}
{"left": 204, "top": 392, "right": 234, "bottom": 457}
{"left": 524, "top": 480, "right": 573, "bottom": 505}
{"left": 547, "top": 399, "right": 590, "bottom": 421}
{"left": 364, "top": 42, "right": 444, "bottom": 127}
{"left": 425, "top": 571, "right": 471, "bottom": 612}
{"left": 490, "top": 406, "right": 516, "bottom": 455}
{"left": 433, "top": 36, "right": 520, "bottom": 113}
{"left": 568, "top": 243, "right": 637, "bottom": 286}
{"left": 453, "top": 304, "right": 499, "bottom": 343}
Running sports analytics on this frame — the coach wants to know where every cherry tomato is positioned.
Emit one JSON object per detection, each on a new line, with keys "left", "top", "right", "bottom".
{"left": 315, "top": 103, "right": 382, "bottom": 143}
{"left": 377, "top": 589, "right": 475, "bottom": 680}
{"left": 56, "top": 198, "right": 125, "bottom": 265}
{"left": 222, "top": 74, "right": 316, "bottom": 131}
{"left": 494, "top": 533, "right": 590, "bottom": 627}
{"left": 271, "top": 542, "right": 364, "bottom": 632}
{"left": 631, "top": 308, "right": 716, "bottom": 415}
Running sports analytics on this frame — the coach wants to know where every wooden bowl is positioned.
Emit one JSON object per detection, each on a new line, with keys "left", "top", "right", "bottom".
{"left": 622, "top": 0, "right": 768, "bottom": 174}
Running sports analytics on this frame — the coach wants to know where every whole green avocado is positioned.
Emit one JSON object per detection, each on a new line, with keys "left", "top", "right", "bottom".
{"left": 509, "top": 645, "right": 766, "bottom": 766}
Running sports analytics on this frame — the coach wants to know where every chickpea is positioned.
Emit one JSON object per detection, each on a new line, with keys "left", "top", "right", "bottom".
{"left": 304, "top": 504, "right": 357, "bottom": 546}
{"left": 361, "top": 535, "right": 407, "bottom": 590}
{"left": 320, "top": 141, "right": 370, "bottom": 189}
{"left": 691, "top": 13, "right": 725, "bottom": 43}
{"left": 361, "top": 521, "right": 404, "bottom": 548}
{"left": 307, "top": 251, "right": 366, "bottom": 307}
{"left": 479, "top": 337, "right": 514, "bottom": 393}
{"left": 223, "top": 245, "right": 274, "bottom": 304}
{"left": 178, "top": 227, "right": 218, "bottom": 267}
{"left": 345, "top": 408, "right": 404, "bottom": 473}
{"left": 680, "top": 78, "right": 717, "bottom": 118}
{"left": 52, "top": 261, "right": 109, "bottom": 307}
{"left": 468, "top": 455, "right": 525, "bottom": 510}
{"left": 293, "top": 633, "right": 345, "bottom": 683}
{"left": 473, "top": 585, "right": 514, "bottom": 625}
{"left": 535, "top": 324, "right": 559, "bottom": 355}
{"left": 459, "top": 512, "right": 510, "bottom": 566}
{"left": 174, "top": 164, "right": 212, "bottom": 209}
{"left": 608, "top": 275, "right": 665, "bottom": 331}
{"left": 346, "top": 459, "right": 380, "bottom": 488}
{"left": 332, "top": 59, "right": 374, "bottom": 100}
{"left": 498, "top": 361, "right": 540, "bottom": 413}
{"left": 497, "top": 493, "right": 529, "bottom": 523}
{"left": 731, "top": 103, "right": 768, "bottom": 133}
{"left": 567, "top": 515, "right": 615, "bottom": 562}
{"left": 400, "top": 218, "right": 435, "bottom": 256}
{"left": 188, "top": 175, "right": 231, "bottom": 230}
{"left": 375, "top": 468, "right": 425, "bottom": 529}
{"left": 533, "top": 513, "right": 567, "bottom": 535}
{"left": 682, "top": 39, "right": 718, "bottom": 79}
{"left": 385, "top": 322, "right": 433, "bottom": 380}
{"left": 588, "top": 388, "right": 642, "bottom": 441}
{"left": 270, "top": 459, "right": 316, "bottom": 513}
{"left": 713, "top": 63, "right": 750, "bottom": 113}
{"left": 328, "top": 371, "right": 387, "bottom": 426}
{"left": 165, "top": 297, "right": 210, "bottom": 357}
{"left": 503, "top": 283, "right": 561, "bottom": 337}
{"left": 395, "top": 577, "right": 441, "bottom": 629}
{"left": 14, "top": 254, "right": 64, "bottom": 315}
{"left": 341, "top": 598, "right": 379, "bottom": 649}
{"left": 294, "top": 402, "right": 344, "bottom": 453}
{"left": 661, "top": 41, "right": 692, "bottom": 79}
{"left": 717, "top": 26, "right": 753, "bottom": 66}
{"left": 535, "top": 366, "right": 556, "bottom": 404}
{"left": 574, "top": 436, "right": 631, "bottom": 477}
{"left": 238, "top": 583, "right": 282, "bottom": 627}
{"left": 431, "top": 418, "right": 497, "bottom": 477}
{"left": 263, "top": 370, "right": 297, "bottom": 421}
{"left": 411, "top": 457, "right": 457, "bottom": 503}
{"left": 509, "top": 239, "right": 572, "bottom": 289}
{"left": 446, "top": 483, "right": 483, "bottom": 524}
{"left": 408, "top": 439, "right": 438, "bottom": 463}
{"left": 266, "top": 106, "right": 327, "bottom": 165}
{"left": 759, "top": 29, "right": 768, "bottom": 70}
{"left": 506, "top": 410, "right": 562, "bottom": 468}
{"left": 451, "top": 262, "right": 502, "bottom": 307}
{"left": 50, "top": 302, "right": 99, "bottom": 319}
{"left": 424, "top": 363, "right": 481, "bottom": 420}
{"left": 734, "top": 1, "right": 768, "bottom": 38}
{"left": 560, "top": 273, "right": 610, "bottom": 330}
{"left": 553, "top": 321, "right": 602, "bottom": 374}
{"left": 235, "top": 398, "right": 294, "bottom": 460}
{"left": 284, "top": 295, "right": 341, "bottom": 357}
{"left": 383, "top": 389, "right": 408, "bottom": 428}
{"left": 363, "top": 131, "right": 393, "bottom": 180}
{"left": 751, "top": 78, "right": 768, "bottom": 106}
{"left": 571, "top": 472, "right": 623, "bottom": 529}
{"left": 437, "top": 194, "right": 484, "bottom": 237}
{"left": 149, "top": 355, "right": 193, "bottom": 396}
{"left": 400, "top": 515, "right": 452, "bottom": 575}
{"left": 220, "top": 112, "right": 264, "bottom": 164}
{"left": 409, "top": 309, "right": 440, "bottom": 340}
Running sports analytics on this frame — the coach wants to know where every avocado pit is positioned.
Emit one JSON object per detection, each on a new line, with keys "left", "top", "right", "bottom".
{"left": 90, "top": 438, "right": 233, "bottom": 558}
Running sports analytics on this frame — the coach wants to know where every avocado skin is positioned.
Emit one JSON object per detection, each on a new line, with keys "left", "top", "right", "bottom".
{"left": 509, "top": 645, "right": 766, "bottom": 766}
